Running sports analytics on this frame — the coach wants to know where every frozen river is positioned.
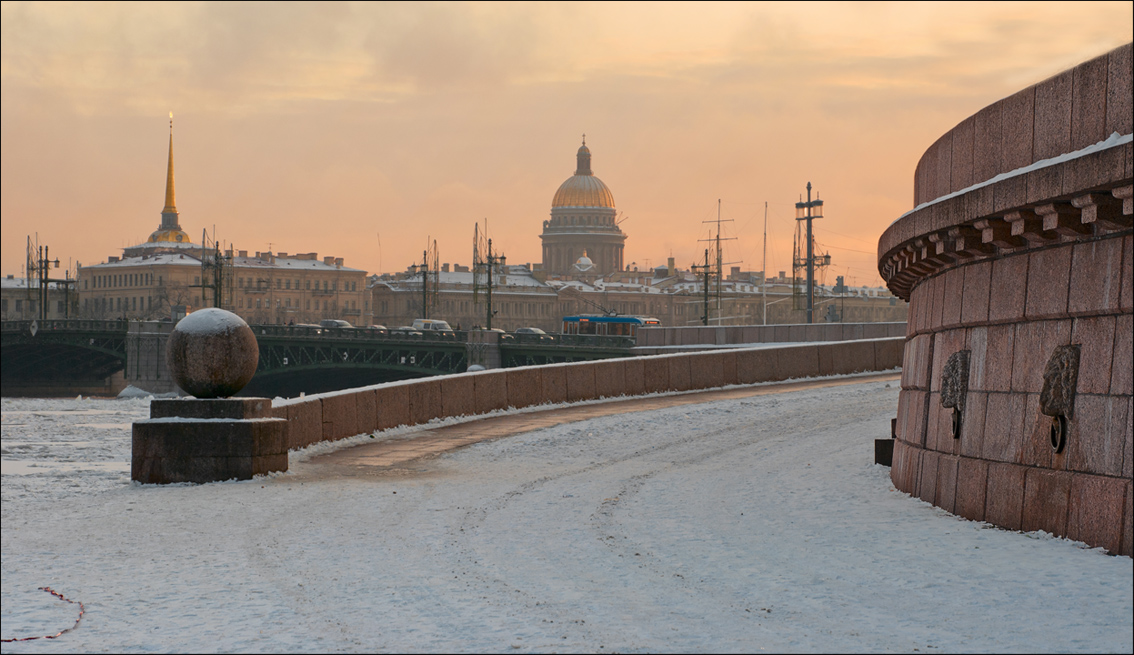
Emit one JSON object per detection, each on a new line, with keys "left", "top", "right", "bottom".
{"left": 2, "top": 380, "right": 1131, "bottom": 653}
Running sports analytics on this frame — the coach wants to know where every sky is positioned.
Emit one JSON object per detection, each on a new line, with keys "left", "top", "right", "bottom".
{"left": 2, "top": 2, "right": 1131, "bottom": 288}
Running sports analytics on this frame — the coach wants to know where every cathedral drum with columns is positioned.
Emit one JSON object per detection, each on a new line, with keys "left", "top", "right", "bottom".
{"left": 540, "top": 139, "right": 627, "bottom": 277}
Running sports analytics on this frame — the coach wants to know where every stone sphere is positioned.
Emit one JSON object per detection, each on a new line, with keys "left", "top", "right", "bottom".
{"left": 167, "top": 308, "right": 259, "bottom": 398}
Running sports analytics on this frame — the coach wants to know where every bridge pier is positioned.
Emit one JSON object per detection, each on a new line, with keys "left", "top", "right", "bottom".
{"left": 126, "top": 321, "right": 183, "bottom": 395}
{"left": 466, "top": 329, "right": 501, "bottom": 369}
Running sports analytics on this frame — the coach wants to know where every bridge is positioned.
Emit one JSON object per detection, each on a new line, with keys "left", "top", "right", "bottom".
{"left": 0, "top": 320, "right": 635, "bottom": 397}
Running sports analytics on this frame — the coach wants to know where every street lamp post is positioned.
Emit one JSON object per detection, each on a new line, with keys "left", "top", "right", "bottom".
{"left": 795, "top": 183, "right": 824, "bottom": 324}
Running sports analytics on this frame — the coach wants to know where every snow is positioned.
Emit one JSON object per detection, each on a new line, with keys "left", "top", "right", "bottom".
{"left": 2, "top": 381, "right": 1131, "bottom": 653}
{"left": 891, "top": 131, "right": 1133, "bottom": 227}
{"left": 173, "top": 307, "right": 249, "bottom": 336}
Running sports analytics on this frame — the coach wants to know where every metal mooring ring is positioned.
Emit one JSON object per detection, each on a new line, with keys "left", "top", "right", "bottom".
{"left": 1050, "top": 415, "right": 1068, "bottom": 453}
{"left": 951, "top": 407, "right": 962, "bottom": 439}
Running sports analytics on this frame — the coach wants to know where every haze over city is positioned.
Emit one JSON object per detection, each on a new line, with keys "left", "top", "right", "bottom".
{"left": 2, "top": 1, "right": 1131, "bottom": 287}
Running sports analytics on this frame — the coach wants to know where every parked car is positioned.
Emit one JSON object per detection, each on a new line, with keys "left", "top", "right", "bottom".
{"left": 389, "top": 326, "right": 423, "bottom": 337}
{"left": 320, "top": 319, "right": 353, "bottom": 329}
{"left": 514, "top": 326, "right": 555, "bottom": 342}
{"left": 411, "top": 318, "right": 454, "bottom": 334}
{"left": 366, "top": 324, "right": 388, "bottom": 334}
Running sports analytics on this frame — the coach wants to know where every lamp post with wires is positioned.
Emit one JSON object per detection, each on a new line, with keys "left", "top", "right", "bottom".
{"left": 795, "top": 182, "right": 825, "bottom": 324}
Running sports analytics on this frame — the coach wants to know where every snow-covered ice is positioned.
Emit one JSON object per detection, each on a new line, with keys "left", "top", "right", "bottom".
{"left": 2, "top": 381, "right": 1131, "bottom": 653}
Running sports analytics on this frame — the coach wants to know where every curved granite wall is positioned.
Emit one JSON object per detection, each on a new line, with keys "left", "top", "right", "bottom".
{"left": 878, "top": 43, "right": 1133, "bottom": 556}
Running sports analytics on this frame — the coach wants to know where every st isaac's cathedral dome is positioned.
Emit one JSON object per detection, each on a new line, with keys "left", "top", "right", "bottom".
{"left": 551, "top": 142, "right": 615, "bottom": 209}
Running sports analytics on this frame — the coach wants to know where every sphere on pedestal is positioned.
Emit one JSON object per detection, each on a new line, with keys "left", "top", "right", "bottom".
{"left": 167, "top": 308, "right": 259, "bottom": 398}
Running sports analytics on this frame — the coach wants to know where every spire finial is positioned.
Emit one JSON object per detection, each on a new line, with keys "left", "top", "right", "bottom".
{"left": 161, "top": 111, "right": 178, "bottom": 221}
{"left": 582, "top": 133, "right": 586, "bottom": 146}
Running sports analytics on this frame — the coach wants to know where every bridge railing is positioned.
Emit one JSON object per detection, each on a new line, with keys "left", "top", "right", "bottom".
{"left": 1, "top": 319, "right": 130, "bottom": 333}
{"left": 251, "top": 324, "right": 468, "bottom": 344}
{"left": 506, "top": 332, "right": 634, "bottom": 349}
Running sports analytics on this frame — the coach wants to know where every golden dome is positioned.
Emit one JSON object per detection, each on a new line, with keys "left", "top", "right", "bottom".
{"left": 552, "top": 175, "right": 615, "bottom": 209}
{"left": 551, "top": 140, "right": 615, "bottom": 209}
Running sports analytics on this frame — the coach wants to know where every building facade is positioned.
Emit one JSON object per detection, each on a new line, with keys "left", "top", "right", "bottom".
{"left": 75, "top": 119, "right": 371, "bottom": 326}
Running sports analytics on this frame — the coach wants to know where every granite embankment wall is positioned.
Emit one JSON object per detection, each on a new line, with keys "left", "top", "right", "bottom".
{"left": 637, "top": 322, "right": 906, "bottom": 348}
{"left": 878, "top": 43, "right": 1133, "bottom": 555}
{"left": 271, "top": 337, "right": 903, "bottom": 449}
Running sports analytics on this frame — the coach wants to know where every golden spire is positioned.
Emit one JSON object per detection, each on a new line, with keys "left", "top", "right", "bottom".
{"left": 162, "top": 111, "right": 177, "bottom": 214}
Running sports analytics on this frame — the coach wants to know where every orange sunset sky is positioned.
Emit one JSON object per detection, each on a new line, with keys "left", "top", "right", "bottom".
{"left": 2, "top": 1, "right": 1131, "bottom": 288}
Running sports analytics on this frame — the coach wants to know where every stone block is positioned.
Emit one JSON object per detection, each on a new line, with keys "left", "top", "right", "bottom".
{"left": 506, "top": 368, "right": 544, "bottom": 409}
{"left": 593, "top": 359, "right": 627, "bottom": 399}
{"left": 1021, "top": 468, "right": 1072, "bottom": 536}
{"left": 890, "top": 439, "right": 910, "bottom": 491}
{"left": 408, "top": 379, "right": 443, "bottom": 427}
{"left": 1123, "top": 480, "right": 1134, "bottom": 558}
{"left": 930, "top": 329, "right": 967, "bottom": 393}
{"left": 934, "top": 132, "right": 953, "bottom": 199}
{"left": 1001, "top": 87, "right": 1035, "bottom": 172}
{"left": 959, "top": 392, "right": 988, "bottom": 459}
{"left": 843, "top": 323, "right": 865, "bottom": 340}
{"left": 1122, "top": 235, "right": 1133, "bottom": 313}
{"left": 286, "top": 400, "right": 322, "bottom": 450}
{"left": 1011, "top": 319, "right": 1072, "bottom": 393}
{"left": 1070, "top": 52, "right": 1109, "bottom": 151}
{"left": 985, "top": 462, "right": 1027, "bottom": 531}
{"left": 950, "top": 115, "right": 976, "bottom": 192}
{"left": 1068, "top": 236, "right": 1125, "bottom": 317}
{"left": 1125, "top": 396, "right": 1133, "bottom": 479}
{"left": 910, "top": 280, "right": 929, "bottom": 335}
{"left": 1067, "top": 394, "right": 1128, "bottom": 477}
{"left": 973, "top": 101, "right": 1004, "bottom": 183}
{"left": 967, "top": 183, "right": 996, "bottom": 222}
{"left": 874, "top": 338, "right": 904, "bottom": 371}
{"left": 667, "top": 356, "right": 692, "bottom": 392}
{"left": 623, "top": 358, "right": 646, "bottom": 397}
{"left": 900, "top": 334, "right": 930, "bottom": 390}
{"left": 642, "top": 357, "right": 670, "bottom": 394}
{"left": 375, "top": 384, "right": 410, "bottom": 431}
{"left": 1113, "top": 314, "right": 1133, "bottom": 395}
{"left": 736, "top": 348, "right": 776, "bottom": 385}
{"left": 440, "top": 375, "right": 476, "bottom": 418}
{"left": 982, "top": 393, "right": 1024, "bottom": 463}
{"left": 1025, "top": 165, "right": 1064, "bottom": 205}
{"left": 1024, "top": 246, "right": 1073, "bottom": 321}
{"left": 322, "top": 392, "right": 358, "bottom": 440}
{"left": 1020, "top": 393, "right": 1051, "bottom": 469}
{"left": 1033, "top": 68, "right": 1073, "bottom": 162}
{"left": 938, "top": 266, "right": 966, "bottom": 328}
{"left": 474, "top": 370, "right": 509, "bottom": 413}
{"left": 955, "top": 457, "right": 989, "bottom": 522}
{"left": 132, "top": 417, "right": 288, "bottom": 484}
{"left": 540, "top": 366, "right": 568, "bottom": 404}
{"left": 1066, "top": 474, "right": 1125, "bottom": 554}
{"left": 936, "top": 455, "right": 959, "bottom": 513}
{"left": 776, "top": 345, "right": 820, "bottom": 380}
{"left": 355, "top": 389, "right": 378, "bottom": 434}
{"left": 565, "top": 363, "right": 597, "bottom": 402}
{"left": 150, "top": 397, "right": 273, "bottom": 420}
{"left": 720, "top": 350, "right": 738, "bottom": 386}
{"left": 992, "top": 174, "right": 1028, "bottom": 215}
{"left": 1105, "top": 43, "right": 1133, "bottom": 138}
{"left": 1062, "top": 144, "right": 1127, "bottom": 196}
{"left": 960, "top": 261, "right": 992, "bottom": 326}
{"left": 930, "top": 271, "right": 947, "bottom": 330}
{"left": 689, "top": 352, "right": 724, "bottom": 390}
{"left": 772, "top": 325, "right": 793, "bottom": 343}
{"left": 1071, "top": 316, "right": 1116, "bottom": 395}
{"left": 917, "top": 450, "right": 940, "bottom": 503}
{"left": 928, "top": 394, "right": 957, "bottom": 455}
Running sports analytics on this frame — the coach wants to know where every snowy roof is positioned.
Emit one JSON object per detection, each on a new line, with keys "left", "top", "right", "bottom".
{"left": 79, "top": 253, "right": 365, "bottom": 273}
{"left": 1, "top": 276, "right": 67, "bottom": 290}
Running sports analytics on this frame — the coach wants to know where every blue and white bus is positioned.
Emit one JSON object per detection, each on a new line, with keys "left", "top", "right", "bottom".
{"left": 561, "top": 315, "right": 661, "bottom": 337}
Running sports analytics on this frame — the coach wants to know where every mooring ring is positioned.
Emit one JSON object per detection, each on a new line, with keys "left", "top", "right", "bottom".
{"left": 1050, "top": 415, "right": 1068, "bottom": 453}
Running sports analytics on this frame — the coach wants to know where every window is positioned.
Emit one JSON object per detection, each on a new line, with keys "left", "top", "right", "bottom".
{"left": 285, "top": 280, "right": 290, "bottom": 290}
{"left": 57, "top": 301, "right": 64, "bottom": 314}
{"left": 277, "top": 279, "right": 282, "bottom": 289}
{"left": 238, "top": 278, "right": 244, "bottom": 288}
{"left": 306, "top": 280, "right": 311, "bottom": 290}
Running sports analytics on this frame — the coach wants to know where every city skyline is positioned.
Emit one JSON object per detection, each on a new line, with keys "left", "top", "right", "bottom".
{"left": 2, "top": 2, "right": 1131, "bottom": 287}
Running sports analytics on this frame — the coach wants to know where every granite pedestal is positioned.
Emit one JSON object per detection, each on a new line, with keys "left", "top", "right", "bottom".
{"left": 132, "top": 398, "right": 288, "bottom": 484}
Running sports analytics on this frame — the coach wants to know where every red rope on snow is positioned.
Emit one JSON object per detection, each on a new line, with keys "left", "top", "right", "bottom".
{"left": 0, "top": 587, "right": 85, "bottom": 642}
